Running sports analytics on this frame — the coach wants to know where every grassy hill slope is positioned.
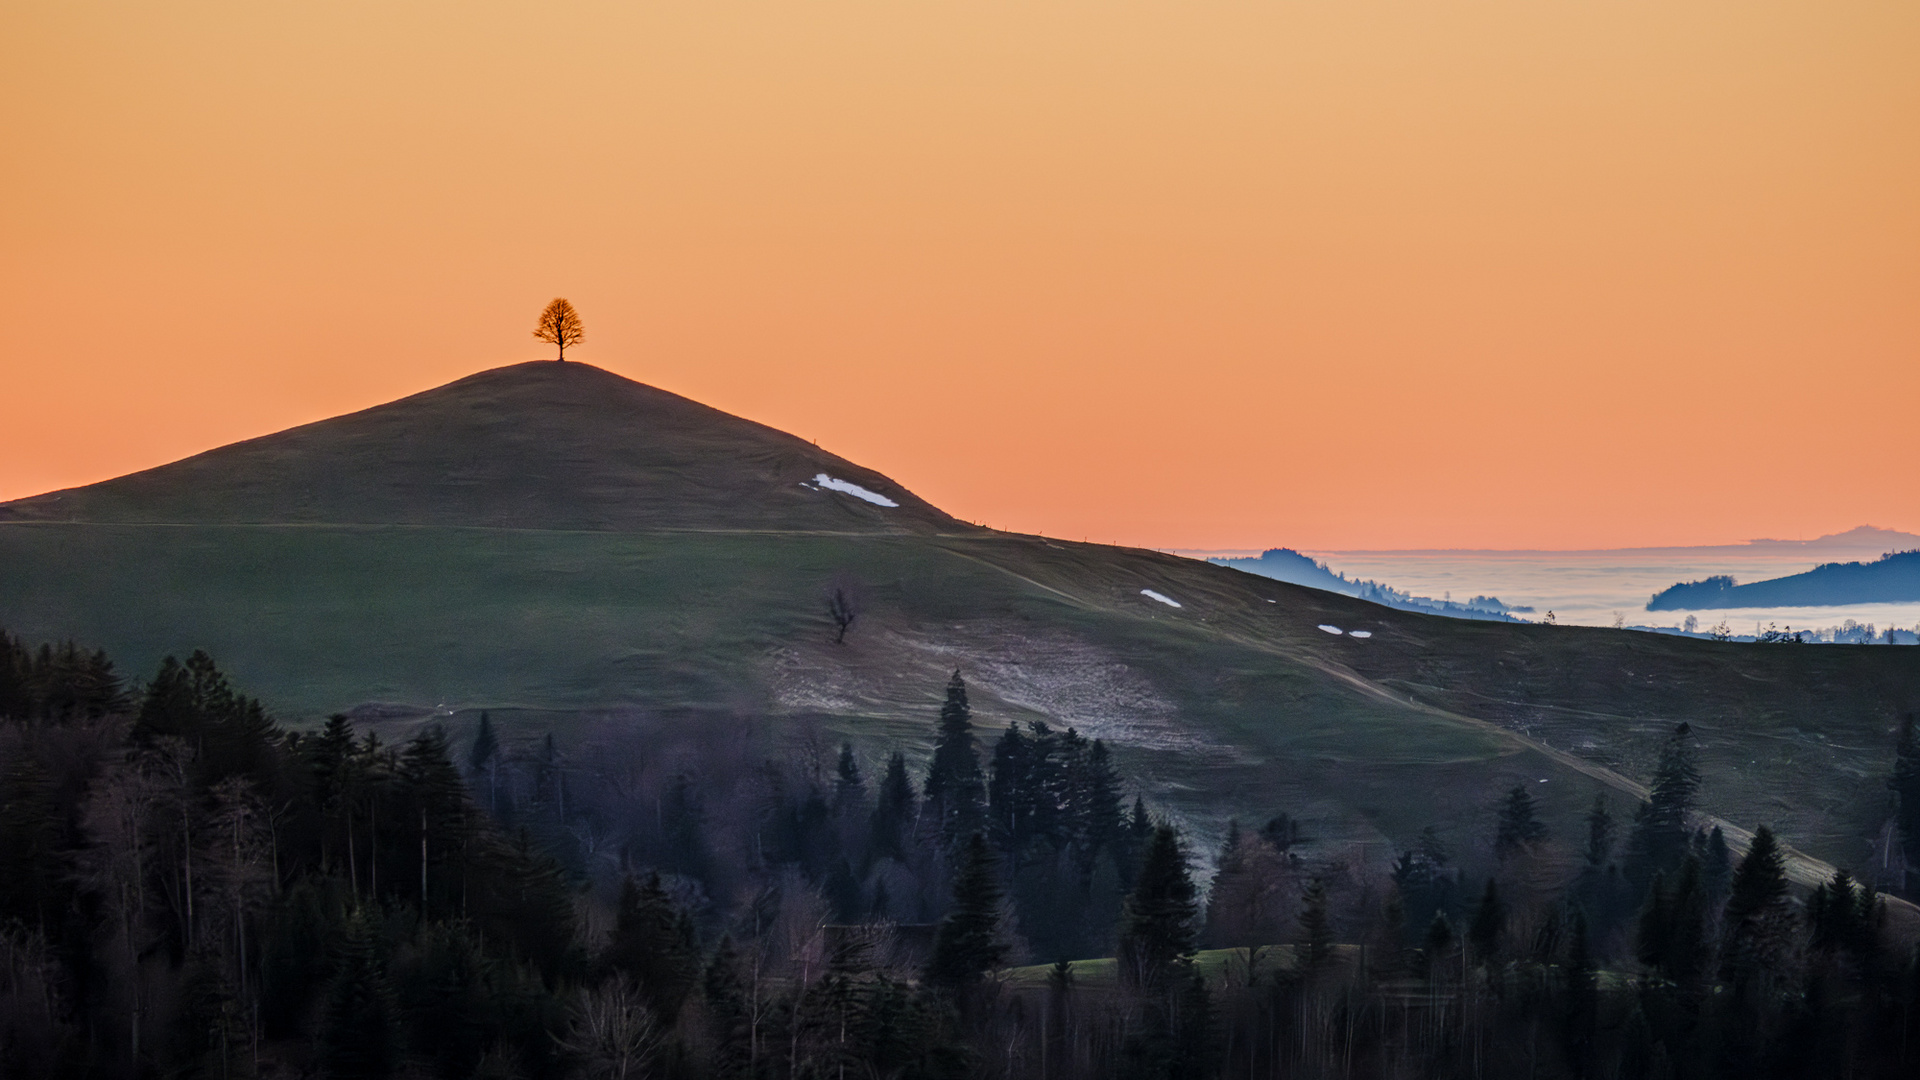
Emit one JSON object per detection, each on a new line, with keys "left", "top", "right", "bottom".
{"left": 2, "top": 362, "right": 1914, "bottom": 884}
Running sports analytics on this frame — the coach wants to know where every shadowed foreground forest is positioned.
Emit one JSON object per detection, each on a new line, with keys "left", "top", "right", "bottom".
{"left": 4, "top": 629, "right": 1920, "bottom": 1078}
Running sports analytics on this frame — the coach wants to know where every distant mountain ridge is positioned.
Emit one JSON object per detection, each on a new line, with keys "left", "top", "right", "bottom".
{"left": 0, "top": 362, "right": 960, "bottom": 534}
{"left": 1208, "top": 548, "right": 1528, "bottom": 621}
{"left": 1648, "top": 548, "right": 1920, "bottom": 610}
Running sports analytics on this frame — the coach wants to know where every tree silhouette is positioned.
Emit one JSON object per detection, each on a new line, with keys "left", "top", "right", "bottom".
{"left": 533, "top": 298, "right": 585, "bottom": 361}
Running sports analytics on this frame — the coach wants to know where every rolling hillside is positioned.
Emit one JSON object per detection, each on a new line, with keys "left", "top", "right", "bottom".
{"left": 3, "top": 361, "right": 1916, "bottom": 886}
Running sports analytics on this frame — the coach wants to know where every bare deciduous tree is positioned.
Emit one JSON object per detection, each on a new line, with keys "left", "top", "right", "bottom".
{"left": 534, "top": 298, "right": 586, "bottom": 361}
{"left": 825, "top": 578, "right": 861, "bottom": 644}
{"left": 556, "top": 978, "right": 663, "bottom": 1080}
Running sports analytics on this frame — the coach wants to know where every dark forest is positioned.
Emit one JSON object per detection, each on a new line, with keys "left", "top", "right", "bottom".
{"left": 3, "top": 629, "right": 1920, "bottom": 1079}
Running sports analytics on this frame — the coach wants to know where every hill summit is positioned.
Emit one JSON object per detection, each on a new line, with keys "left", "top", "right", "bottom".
{"left": 0, "top": 362, "right": 960, "bottom": 533}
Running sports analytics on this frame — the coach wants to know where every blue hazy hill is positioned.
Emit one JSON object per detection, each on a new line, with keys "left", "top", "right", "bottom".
{"left": 1211, "top": 548, "right": 1527, "bottom": 622}
{"left": 1648, "top": 549, "right": 1920, "bottom": 610}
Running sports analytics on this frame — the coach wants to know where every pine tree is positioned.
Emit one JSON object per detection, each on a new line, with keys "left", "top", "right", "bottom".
{"left": 1495, "top": 784, "right": 1548, "bottom": 859}
{"left": 925, "top": 833, "right": 1005, "bottom": 990}
{"left": 922, "top": 671, "right": 985, "bottom": 845}
{"left": 1119, "top": 825, "right": 1198, "bottom": 993}
{"left": 1584, "top": 793, "right": 1614, "bottom": 867}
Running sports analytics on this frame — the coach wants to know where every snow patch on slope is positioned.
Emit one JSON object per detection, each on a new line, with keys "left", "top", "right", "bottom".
{"left": 1141, "top": 589, "right": 1182, "bottom": 608}
{"left": 813, "top": 473, "right": 897, "bottom": 507}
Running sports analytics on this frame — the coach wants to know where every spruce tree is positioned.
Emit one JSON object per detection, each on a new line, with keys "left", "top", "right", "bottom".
{"left": 868, "top": 751, "right": 916, "bottom": 862}
{"left": 922, "top": 671, "right": 985, "bottom": 845}
{"left": 1296, "top": 876, "right": 1334, "bottom": 976}
{"left": 1626, "top": 723, "right": 1700, "bottom": 884}
{"left": 467, "top": 712, "right": 498, "bottom": 776}
{"left": 1720, "top": 825, "right": 1790, "bottom": 983}
{"left": 1584, "top": 794, "right": 1614, "bottom": 867}
{"left": 925, "top": 833, "right": 1005, "bottom": 990}
{"left": 1069, "top": 739, "right": 1126, "bottom": 873}
{"left": 1701, "top": 825, "right": 1733, "bottom": 905}
{"left": 1637, "top": 857, "right": 1708, "bottom": 983}
{"left": 317, "top": 913, "right": 402, "bottom": 1079}
{"left": 832, "top": 742, "right": 865, "bottom": 817}
{"left": 1495, "top": 784, "right": 1548, "bottom": 859}
{"left": 1118, "top": 825, "right": 1198, "bottom": 993}
{"left": 703, "top": 936, "right": 753, "bottom": 1080}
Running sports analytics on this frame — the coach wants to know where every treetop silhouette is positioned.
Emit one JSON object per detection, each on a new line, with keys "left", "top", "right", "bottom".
{"left": 533, "top": 297, "right": 585, "bottom": 361}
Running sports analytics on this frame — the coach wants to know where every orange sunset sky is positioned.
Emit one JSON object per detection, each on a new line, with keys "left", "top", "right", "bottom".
{"left": 3, "top": 1, "right": 1916, "bottom": 550}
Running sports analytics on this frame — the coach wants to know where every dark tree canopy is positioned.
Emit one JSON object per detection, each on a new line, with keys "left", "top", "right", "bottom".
{"left": 925, "top": 832, "right": 1005, "bottom": 989}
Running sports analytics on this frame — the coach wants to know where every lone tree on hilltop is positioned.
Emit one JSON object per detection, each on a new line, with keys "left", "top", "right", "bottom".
{"left": 534, "top": 297, "right": 585, "bottom": 361}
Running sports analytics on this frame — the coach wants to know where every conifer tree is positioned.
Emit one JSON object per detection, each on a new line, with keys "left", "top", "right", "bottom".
{"left": 922, "top": 671, "right": 986, "bottom": 846}
{"left": 1701, "top": 825, "right": 1733, "bottom": 904}
{"left": 1296, "top": 876, "right": 1334, "bottom": 976}
{"left": 987, "top": 723, "right": 1031, "bottom": 852}
{"left": 1069, "top": 739, "right": 1126, "bottom": 873}
{"left": 703, "top": 936, "right": 753, "bottom": 1080}
{"left": 1637, "top": 857, "right": 1708, "bottom": 983}
{"left": 1119, "top": 825, "right": 1198, "bottom": 993}
{"left": 601, "top": 872, "right": 701, "bottom": 1024}
{"left": 1626, "top": 723, "right": 1701, "bottom": 884}
{"left": 868, "top": 751, "right": 916, "bottom": 862}
{"left": 317, "top": 913, "right": 402, "bottom": 1079}
{"left": 467, "top": 712, "right": 498, "bottom": 776}
{"left": 832, "top": 742, "right": 865, "bottom": 816}
{"left": 925, "top": 833, "right": 1005, "bottom": 990}
{"left": 1584, "top": 793, "right": 1614, "bottom": 867}
{"left": 399, "top": 726, "right": 468, "bottom": 915}
{"left": 1495, "top": 784, "right": 1548, "bottom": 859}
{"left": 1720, "top": 825, "right": 1791, "bottom": 984}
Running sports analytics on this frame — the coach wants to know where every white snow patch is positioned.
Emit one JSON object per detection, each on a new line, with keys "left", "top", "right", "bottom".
{"left": 1348, "top": 630, "right": 1372, "bottom": 639}
{"left": 813, "top": 473, "right": 897, "bottom": 507}
{"left": 1141, "top": 589, "right": 1182, "bottom": 608}
{"left": 1317, "top": 624, "right": 1344, "bottom": 635}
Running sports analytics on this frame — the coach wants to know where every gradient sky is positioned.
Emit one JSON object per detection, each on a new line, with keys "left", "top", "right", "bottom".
{"left": 4, "top": 1, "right": 1916, "bottom": 550}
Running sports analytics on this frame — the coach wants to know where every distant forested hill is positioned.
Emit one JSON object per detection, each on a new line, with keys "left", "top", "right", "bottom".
{"left": 1211, "top": 548, "right": 1527, "bottom": 622}
{"left": 1648, "top": 549, "right": 1920, "bottom": 610}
